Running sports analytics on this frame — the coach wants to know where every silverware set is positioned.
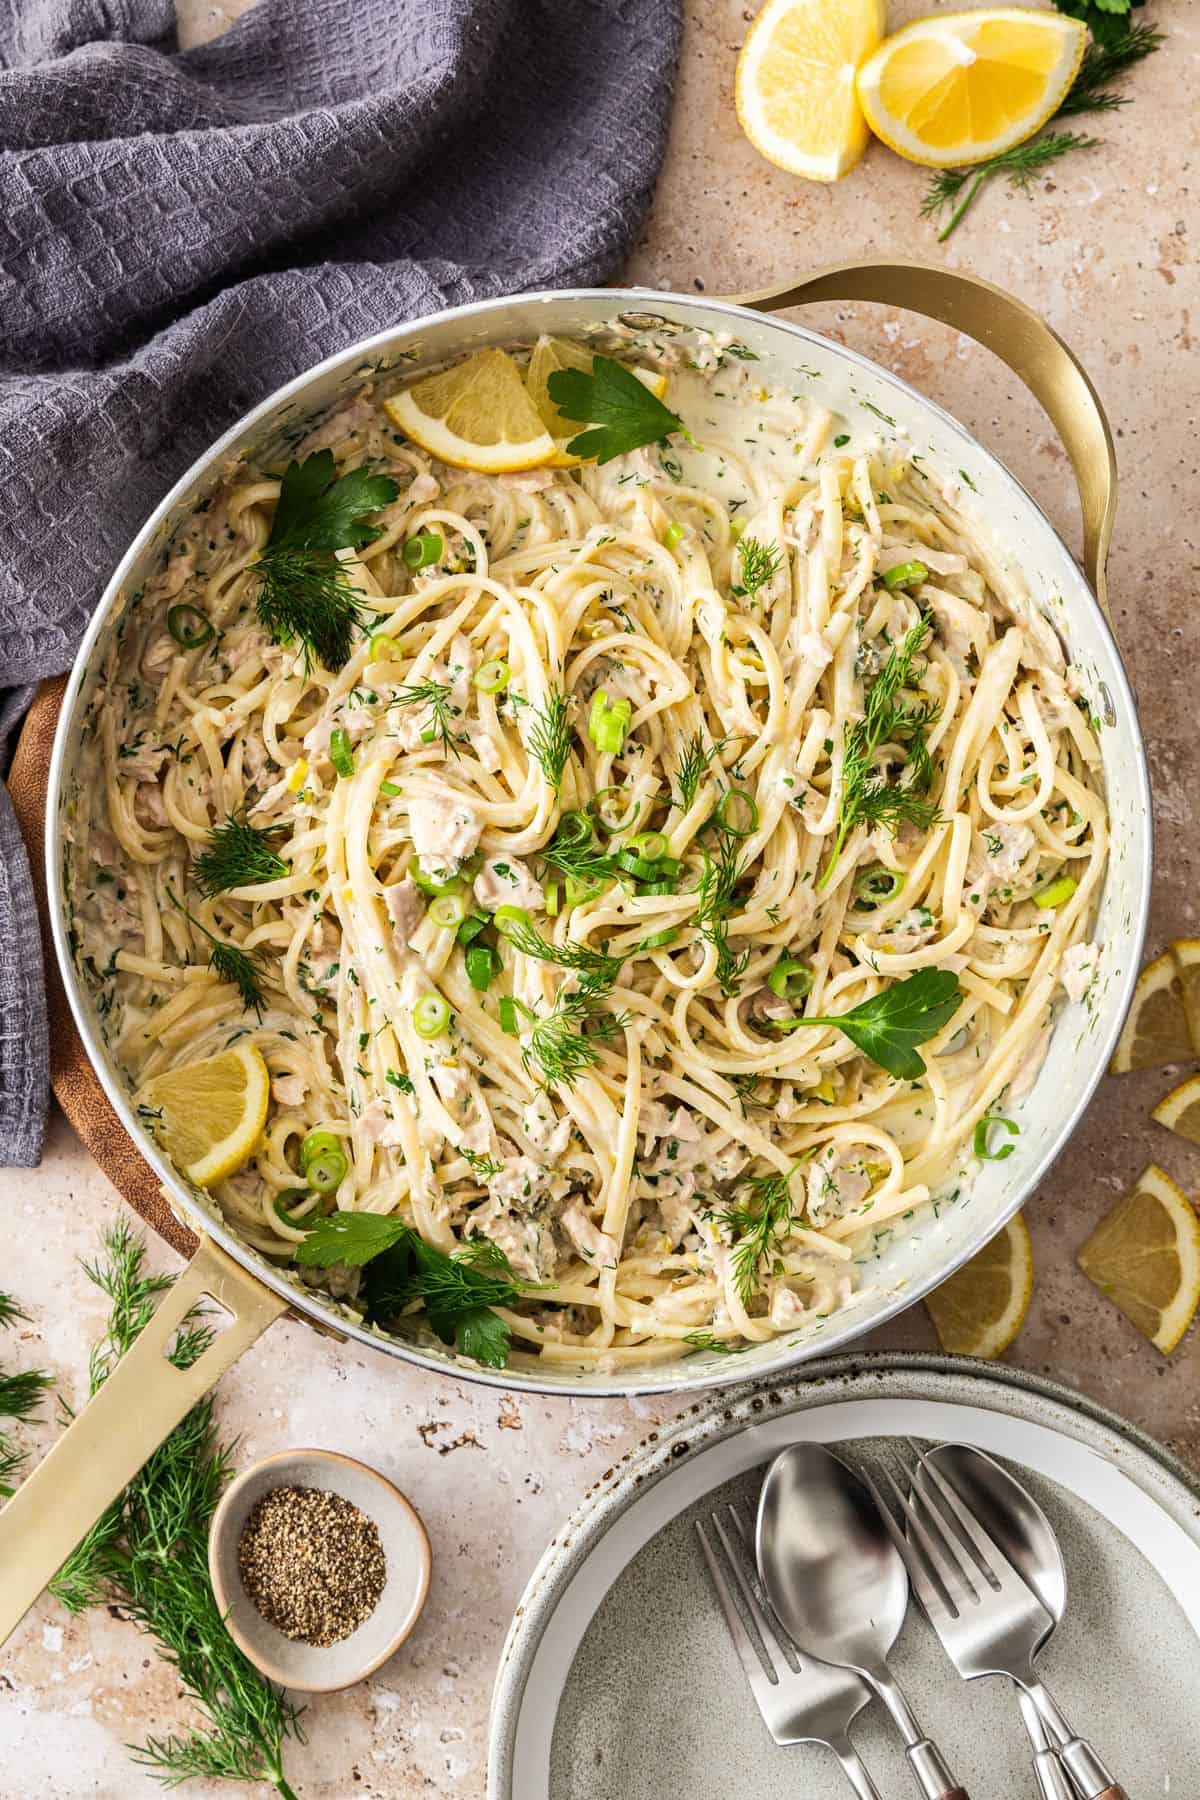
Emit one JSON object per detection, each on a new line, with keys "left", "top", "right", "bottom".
{"left": 697, "top": 1439, "right": 1128, "bottom": 1800}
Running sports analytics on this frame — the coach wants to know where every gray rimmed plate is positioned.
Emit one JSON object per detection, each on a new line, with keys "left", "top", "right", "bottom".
{"left": 489, "top": 1355, "right": 1200, "bottom": 1799}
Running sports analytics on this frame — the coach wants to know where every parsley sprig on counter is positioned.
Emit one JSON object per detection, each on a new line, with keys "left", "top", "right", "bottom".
{"left": 254, "top": 449, "right": 398, "bottom": 671}
{"left": 50, "top": 1224, "right": 303, "bottom": 1795}
{"left": 546, "top": 355, "right": 690, "bottom": 464}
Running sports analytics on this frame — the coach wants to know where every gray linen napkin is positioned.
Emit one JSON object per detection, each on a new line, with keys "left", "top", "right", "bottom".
{"left": 0, "top": 0, "right": 683, "bottom": 1164}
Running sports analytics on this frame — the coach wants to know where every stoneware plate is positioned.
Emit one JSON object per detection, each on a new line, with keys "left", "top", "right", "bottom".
{"left": 489, "top": 1355, "right": 1200, "bottom": 1799}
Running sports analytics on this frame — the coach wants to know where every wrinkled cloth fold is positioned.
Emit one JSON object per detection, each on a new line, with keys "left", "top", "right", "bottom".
{"left": 0, "top": 0, "right": 682, "bottom": 1163}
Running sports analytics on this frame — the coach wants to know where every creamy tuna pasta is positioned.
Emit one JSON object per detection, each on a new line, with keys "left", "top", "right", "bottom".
{"left": 65, "top": 327, "right": 1108, "bottom": 1372}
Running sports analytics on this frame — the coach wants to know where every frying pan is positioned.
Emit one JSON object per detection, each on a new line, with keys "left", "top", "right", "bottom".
{"left": 0, "top": 261, "right": 1150, "bottom": 1646}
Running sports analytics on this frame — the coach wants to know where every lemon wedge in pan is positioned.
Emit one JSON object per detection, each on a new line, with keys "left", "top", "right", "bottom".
{"left": 924, "top": 1213, "right": 1033, "bottom": 1360}
{"left": 384, "top": 349, "right": 557, "bottom": 474}
{"left": 856, "top": 9, "right": 1086, "bottom": 170}
{"left": 136, "top": 1043, "right": 270, "bottom": 1188}
{"left": 1078, "top": 1165, "right": 1200, "bottom": 1356}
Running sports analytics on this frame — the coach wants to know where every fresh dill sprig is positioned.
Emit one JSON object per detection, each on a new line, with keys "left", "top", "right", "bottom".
{"left": 254, "top": 450, "right": 398, "bottom": 673}
{"left": 674, "top": 731, "right": 727, "bottom": 813}
{"left": 526, "top": 690, "right": 574, "bottom": 792}
{"left": 818, "top": 619, "right": 941, "bottom": 889}
{"left": 922, "top": 20, "right": 1161, "bottom": 239}
{"left": 512, "top": 992, "right": 630, "bottom": 1089}
{"left": 461, "top": 1149, "right": 503, "bottom": 1181}
{"left": 540, "top": 816, "right": 618, "bottom": 885}
{"left": 713, "top": 1168, "right": 797, "bottom": 1306}
{"left": 167, "top": 884, "right": 270, "bottom": 1018}
{"left": 392, "top": 677, "right": 461, "bottom": 757}
{"left": 194, "top": 816, "right": 287, "bottom": 894}
{"left": 733, "top": 537, "right": 785, "bottom": 600}
{"left": 50, "top": 1224, "right": 303, "bottom": 1796}
{"left": 498, "top": 915, "right": 625, "bottom": 999}
{"left": 696, "top": 827, "right": 750, "bottom": 996}
{"left": 683, "top": 1330, "right": 752, "bottom": 1355}
{"left": 0, "top": 1293, "right": 51, "bottom": 1500}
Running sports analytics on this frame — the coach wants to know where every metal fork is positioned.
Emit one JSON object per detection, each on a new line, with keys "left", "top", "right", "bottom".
{"left": 696, "top": 1502, "right": 884, "bottom": 1799}
{"left": 866, "top": 1452, "right": 1128, "bottom": 1800}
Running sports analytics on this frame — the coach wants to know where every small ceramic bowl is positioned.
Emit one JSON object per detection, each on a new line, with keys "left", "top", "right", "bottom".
{"left": 208, "top": 1447, "right": 431, "bottom": 1692}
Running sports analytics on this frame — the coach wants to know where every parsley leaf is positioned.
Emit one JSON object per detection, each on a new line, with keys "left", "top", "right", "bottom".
{"left": 254, "top": 450, "right": 398, "bottom": 671}
{"left": 771, "top": 967, "right": 962, "bottom": 1081}
{"left": 451, "top": 1306, "right": 512, "bottom": 1368}
{"left": 547, "top": 356, "right": 690, "bottom": 465}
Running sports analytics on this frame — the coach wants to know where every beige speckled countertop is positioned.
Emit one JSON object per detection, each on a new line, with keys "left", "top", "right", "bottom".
{"left": 2, "top": 3, "right": 1197, "bottom": 1795}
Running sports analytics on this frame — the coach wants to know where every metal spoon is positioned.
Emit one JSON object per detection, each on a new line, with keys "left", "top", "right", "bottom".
{"left": 915, "top": 1443, "right": 1123, "bottom": 1800}
{"left": 757, "top": 1442, "right": 970, "bottom": 1800}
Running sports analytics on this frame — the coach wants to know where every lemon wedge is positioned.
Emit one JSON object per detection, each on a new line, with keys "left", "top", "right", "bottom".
{"left": 383, "top": 349, "right": 557, "bottom": 474}
{"left": 735, "top": 0, "right": 885, "bottom": 182}
{"left": 1110, "top": 950, "right": 1193, "bottom": 1074}
{"left": 136, "top": 1043, "right": 270, "bottom": 1188}
{"left": 525, "top": 337, "right": 670, "bottom": 467}
{"left": 1170, "top": 939, "right": 1200, "bottom": 1053}
{"left": 1151, "top": 1073, "right": 1200, "bottom": 1148}
{"left": 924, "top": 1213, "right": 1033, "bottom": 1359}
{"left": 856, "top": 8, "right": 1086, "bottom": 169}
{"left": 1077, "top": 1164, "right": 1200, "bottom": 1355}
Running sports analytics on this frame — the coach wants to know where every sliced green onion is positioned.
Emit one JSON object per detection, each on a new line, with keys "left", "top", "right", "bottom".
{"left": 473, "top": 658, "right": 510, "bottom": 694}
{"left": 615, "top": 850, "right": 663, "bottom": 881}
{"left": 494, "top": 905, "right": 531, "bottom": 940}
{"left": 637, "top": 879, "right": 679, "bottom": 897}
{"left": 854, "top": 866, "right": 905, "bottom": 906}
{"left": 640, "top": 927, "right": 680, "bottom": 950}
{"left": 403, "top": 531, "right": 443, "bottom": 570}
{"left": 429, "top": 892, "right": 468, "bottom": 929}
{"left": 413, "top": 993, "right": 451, "bottom": 1039}
{"left": 544, "top": 879, "right": 560, "bottom": 917}
{"left": 379, "top": 780, "right": 401, "bottom": 798}
{"left": 588, "top": 787, "right": 641, "bottom": 834}
{"left": 368, "top": 632, "right": 402, "bottom": 661}
{"left": 882, "top": 559, "right": 929, "bottom": 591}
{"left": 456, "top": 913, "right": 489, "bottom": 947}
{"left": 588, "top": 689, "right": 632, "bottom": 755}
{"left": 663, "top": 522, "right": 684, "bottom": 550}
{"left": 299, "top": 1129, "right": 341, "bottom": 1173}
{"left": 273, "top": 1187, "right": 318, "bottom": 1228}
{"left": 306, "top": 1152, "right": 348, "bottom": 1197}
{"left": 499, "top": 995, "right": 521, "bottom": 1035}
{"left": 166, "top": 603, "right": 214, "bottom": 649}
{"left": 466, "top": 944, "right": 499, "bottom": 991}
{"left": 565, "top": 873, "right": 606, "bottom": 907}
{"left": 767, "top": 958, "right": 814, "bottom": 1000}
{"left": 329, "top": 727, "right": 355, "bottom": 778}
{"left": 716, "top": 787, "right": 758, "bottom": 838}
{"left": 1034, "top": 875, "right": 1077, "bottom": 910}
{"left": 628, "top": 831, "right": 668, "bottom": 863}
{"left": 555, "top": 810, "right": 593, "bottom": 849}
{"left": 974, "top": 1116, "right": 1019, "bottom": 1161}
{"left": 729, "top": 517, "right": 746, "bottom": 542}
{"left": 410, "top": 867, "right": 464, "bottom": 898}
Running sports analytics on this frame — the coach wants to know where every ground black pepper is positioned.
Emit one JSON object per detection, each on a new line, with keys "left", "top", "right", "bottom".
{"left": 238, "top": 1484, "right": 387, "bottom": 1646}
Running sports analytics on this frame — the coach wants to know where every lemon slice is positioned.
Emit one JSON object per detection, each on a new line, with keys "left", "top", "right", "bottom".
{"left": 856, "top": 8, "right": 1086, "bottom": 170}
{"left": 1077, "top": 1164, "right": 1200, "bottom": 1355}
{"left": 525, "top": 337, "right": 670, "bottom": 467}
{"left": 136, "top": 1043, "right": 270, "bottom": 1188}
{"left": 383, "top": 349, "right": 557, "bottom": 473}
{"left": 1110, "top": 951, "right": 1193, "bottom": 1074}
{"left": 1171, "top": 939, "right": 1200, "bottom": 1053}
{"left": 924, "top": 1214, "right": 1033, "bottom": 1359}
{"left": 1151, "top": 1073, "right": 1200, "bottom": 1147}
{"left": 735, "top": 0, "right": 886, "bottom": 183}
